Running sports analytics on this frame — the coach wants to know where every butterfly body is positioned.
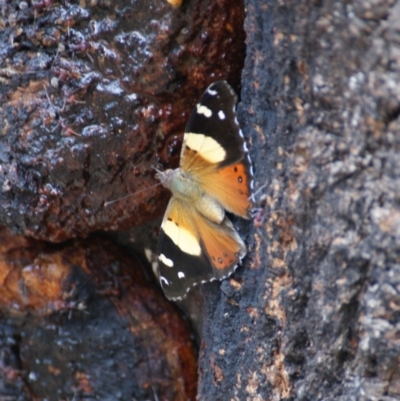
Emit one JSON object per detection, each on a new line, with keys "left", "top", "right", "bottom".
{"left": 156, "top": 81, "right": 254, "bottom": 300}
{"left": 156, "top": 168, "right": 224, "bottom": 223}
{"left": 157, "top": 168, "right": 201, "bottom": 203}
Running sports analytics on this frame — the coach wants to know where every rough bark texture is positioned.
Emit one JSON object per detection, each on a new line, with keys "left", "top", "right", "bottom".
{"left": 198, "top": 0, "right": 400, "bottom": 400}
{"left": 1, "top": 0, "right": 400, "bottom": 400}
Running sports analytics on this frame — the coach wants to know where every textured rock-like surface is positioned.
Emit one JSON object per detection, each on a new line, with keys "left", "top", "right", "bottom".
{"left": 0, "top": 0, "right": 245, "bottom": 241}
{"left": 197, "top": 0, "right": 400, "bottom": 400}
{"left": 0, "top": 228, "right": 197, "bottom": 401}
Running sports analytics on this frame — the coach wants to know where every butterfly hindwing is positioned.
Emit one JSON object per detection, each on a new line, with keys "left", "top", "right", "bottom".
{"left": 158, "top": 197, "right": 246, "bottom": 300}
{"left": 195, "top": 212, "right": 246, "bottom": 276}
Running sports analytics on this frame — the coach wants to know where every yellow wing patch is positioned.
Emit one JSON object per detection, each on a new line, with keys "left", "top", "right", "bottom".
{"left": 184, "top": 132, "right": 227, "bottom": 164}
{"left": 161, "top": 199, "right": 202, "bottom": 256}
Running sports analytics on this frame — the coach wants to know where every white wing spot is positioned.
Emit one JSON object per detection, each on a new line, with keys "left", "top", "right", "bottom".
{"left": 218, "top": 110, "right": 226, "bottom": 120}
{"left": 178, "top": 271, "right": 185, "bottom": 279}
{"left": 162, "top": 220, "right": 201, "bottom": 256}
{"left": 185, "top": 133, "right": 226, "bottom": 163}
{"left": 159, "top": 253, "right": 174, "bottom": 267}
{"left": 160, "top": 276, "right": 170, "bottom": 285}
{"left": 196, "top": 103, "right": 212, "bottom": 118}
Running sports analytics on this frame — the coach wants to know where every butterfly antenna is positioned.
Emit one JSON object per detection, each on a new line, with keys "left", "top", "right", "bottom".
{"left": 252, "top": 181, "right": 268, "bottom": 198}
{"left": 151, "top": 165, "right": 163, "bottom": 174}
{"left": 151, "top": 383, "right": 160, "bottom": 401}
{"left": 104, "top": 182, "right": 162, "bottom": 207}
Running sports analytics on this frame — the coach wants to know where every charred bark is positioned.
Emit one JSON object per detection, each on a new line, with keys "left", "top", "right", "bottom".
{"left": 198, "top": 0, "right": 400, "bottom": 400}
{"left": 0, "top": 228, "right": 197, "bottom": 401}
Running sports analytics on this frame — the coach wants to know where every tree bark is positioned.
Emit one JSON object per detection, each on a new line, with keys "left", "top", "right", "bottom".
{"left": 2, "top": 0, "right": 400, "bottom": 400}
{"left": 0, "top": 229, "right": 197, "bottom": 401}
{"left": 0, "top": 0, "right": 244, "bottom": 241}
{"left": 198, "top": 0, "right": 400, "bottom": 400}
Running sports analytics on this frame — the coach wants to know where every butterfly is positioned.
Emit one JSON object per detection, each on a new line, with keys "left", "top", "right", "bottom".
{"left": 155, "top": 81, "right": 254, "bottom": 300}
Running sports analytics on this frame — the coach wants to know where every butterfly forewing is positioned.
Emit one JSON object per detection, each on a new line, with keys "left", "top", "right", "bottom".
{"left": 197, "top": 160, "right": 252, "bottom": 219}
{"left": 181, "top": 81, "right": 246, "bottom": 171}
{"left": 181, "top": 81, "right": 253, "bottom": 218}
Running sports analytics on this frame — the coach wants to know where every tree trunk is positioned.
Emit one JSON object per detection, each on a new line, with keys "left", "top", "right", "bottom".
{"left": 198, "top": 0, "right": 400, "bottom": 400}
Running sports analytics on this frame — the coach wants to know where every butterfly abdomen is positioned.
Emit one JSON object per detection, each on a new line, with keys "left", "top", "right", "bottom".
{"left": 195, "top": 194, "right": 224, "bottom": 224}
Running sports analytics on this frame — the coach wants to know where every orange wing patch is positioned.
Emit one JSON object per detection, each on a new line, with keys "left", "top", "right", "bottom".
{"left": 196, "top": 216, "right": 246, "bottom": 274}
{"left": 199, "top": 161, "right": 252, "bottom": 219}
{"left": 181, "top": 146, "right": 252, "bottom": 219}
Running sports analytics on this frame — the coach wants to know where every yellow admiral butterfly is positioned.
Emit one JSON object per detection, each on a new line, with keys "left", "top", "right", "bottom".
{"left": 155, "top": 81, "right": 254, "bottom": 300}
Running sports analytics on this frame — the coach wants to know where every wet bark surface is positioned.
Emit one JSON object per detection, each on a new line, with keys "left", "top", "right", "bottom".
{"left": 0, "top": 0, "right": 245, "bottom": 241}
{"left": 197, "top": 0, "right": 400, "bottom": 400}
